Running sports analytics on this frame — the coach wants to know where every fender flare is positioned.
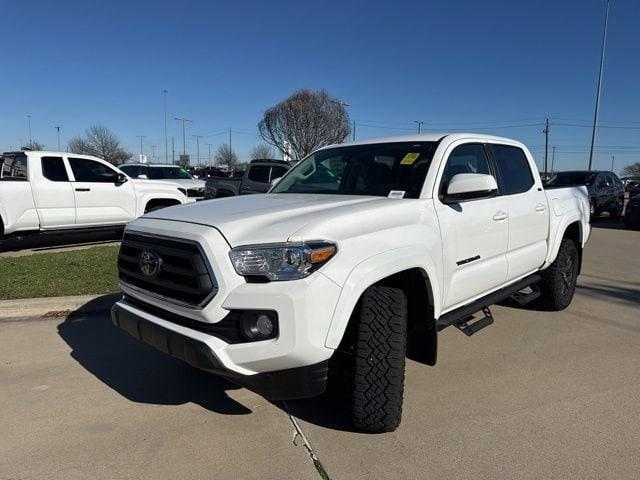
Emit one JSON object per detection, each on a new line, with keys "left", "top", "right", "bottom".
{"left": 324, "top": 245, "right": 441, "bottom": 349}
{"left": 543, "top": 214, "right": 584, "bottom": 267}
{"left": 137, "top": 193, "right": 186, "bottom": 216}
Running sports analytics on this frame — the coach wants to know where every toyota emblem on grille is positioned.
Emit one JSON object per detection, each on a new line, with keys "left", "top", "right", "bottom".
{"left": 139, "top": 250, "right": 162, "bottom": 278}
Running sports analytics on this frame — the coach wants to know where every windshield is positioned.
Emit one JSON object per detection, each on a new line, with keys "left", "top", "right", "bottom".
{"left": 546, "top": 171, "right": 596, "bottom": 187}
{"left": 148, "top": 167, "right": 193, "bottom": 180}
{"left": 271, "top": 142, "right": 438, "bottom": 198}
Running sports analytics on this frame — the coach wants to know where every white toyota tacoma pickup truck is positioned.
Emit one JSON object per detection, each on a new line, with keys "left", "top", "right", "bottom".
{"left": 0, "top": 150, "right": 188, "bottom": 241}
{"left": 111, "top": 133, "right": 590, "bottom": 432}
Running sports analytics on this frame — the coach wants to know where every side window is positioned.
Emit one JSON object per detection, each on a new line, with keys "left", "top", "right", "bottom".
{"left": 248, "top": 165, "right": 271, "bottom": 183}
{"left": 597, "top": 174, "right": 607, "bottom": 188}
{"left": 270, "top": 166, "right": 289, "bottom": 181}
{"left": 41, "top": 157, "right": 69, "bottom": 182}
{"left": 489, "top": 144, "right": 534, "bottom": 195}
{"left": 0, "top": 155, "right": 28, "bottom": 181}
{"left": 69, "top": 158, "right": 117, "bottom": 183}
{"left": 440, "top": 143, "right": 491, "bottom": 194}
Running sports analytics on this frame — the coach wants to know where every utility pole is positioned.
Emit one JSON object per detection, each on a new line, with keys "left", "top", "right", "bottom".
{"left": 171, "top": 136, "right": 175, "bottom": 164}
{"left": 162, "top": 89, "right": 169, "bottom": 163}
{"left": 137, "top": 135, "right": 146, "bottom": 157}
{"left": 151, "top": 145, "right": 156, "bottom": 162}
{"left": 551, "top": 146, "right": 556, "bottom": 173}
{"left": 352, "top": 120, "right": 356, "bottom": 141}
{"left": 174, "top": 117, "right": 192, "bottom": 156}
{"left": 193, "top": 135, "right": 204, "bottom": 166}
{"left": 611, "top": 155, "right": 615, "bottom": 171}
{"left": 588, "top": 0, "right": 611, "bottom": 171}
{"left": 543, "top": 118, "right": 550, "bottom": 175}
{"left": 55, "top": 126, "right": 61, "bottom": 151}
{"left": 207, "top": 143, "right": 213, "bottom": 167}
{"left": 414, "top": 120, "right": 424, "bottom": 134}
{"left": 27, "top": 115, "right": 32, "bottom": 144}
{"left": 229, "top": 128, "right": 232, "bottom": 153}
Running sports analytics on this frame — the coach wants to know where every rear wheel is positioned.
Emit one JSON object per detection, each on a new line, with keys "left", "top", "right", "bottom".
{"left": 351, "top": 285, "right": 407, "bottom": 433}
{"left": 609, "top": 199, "right": 624, "bottom": 218}
{"left": 538, "top": 238, "right": 579, "bottom": 311}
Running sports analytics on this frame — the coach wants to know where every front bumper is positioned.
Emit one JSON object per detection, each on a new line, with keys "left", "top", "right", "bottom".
{"left": 111, "top": 301, "right": 329, "bottom": 399}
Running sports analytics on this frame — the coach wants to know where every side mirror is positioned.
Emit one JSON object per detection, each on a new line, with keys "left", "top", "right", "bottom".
{"left": 270, "top": 177, "right": 282, "bottom": 188}
{"left": 137, "top": 174, "right": 148, "bottom": 179}
{"left": 443, "top": 173, "right": 497, "bottom": 203}
{"left": 115, "top": 173, "right": 128, "bottom": 184}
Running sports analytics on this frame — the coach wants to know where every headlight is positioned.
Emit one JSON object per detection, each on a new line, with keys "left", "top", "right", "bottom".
{"left": 229, "top": 241, "right": 337, "bottom": 281}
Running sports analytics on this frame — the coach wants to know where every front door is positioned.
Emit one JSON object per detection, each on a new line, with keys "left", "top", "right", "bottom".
{"left": 434, "top": 142, "right": 509, "bottom": 310}
{"left": 67, "top": 157, "right": 135, "bottom": 226}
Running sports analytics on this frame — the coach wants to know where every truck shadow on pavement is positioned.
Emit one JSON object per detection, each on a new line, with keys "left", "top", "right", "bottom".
{"left": 57, "top": 300, "right": 251, "bottom": 416}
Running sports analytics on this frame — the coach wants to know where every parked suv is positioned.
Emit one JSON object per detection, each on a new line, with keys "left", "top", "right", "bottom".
{"left": 204, "top": 159, "right": 290, "bottom": 198}
{"left": 119, "top": 163, "right": 205, "bottom": 201}
{"left": 546, "top": 170, "right": 624, "bottom": 218}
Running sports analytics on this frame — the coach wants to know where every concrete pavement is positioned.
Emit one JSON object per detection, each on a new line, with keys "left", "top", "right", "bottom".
{"left": 1, "top": 220, "right": 639, "bottom": 479}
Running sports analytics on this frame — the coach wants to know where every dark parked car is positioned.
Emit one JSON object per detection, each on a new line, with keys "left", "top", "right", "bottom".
{"left": 622, "top": 176, "right": 640, "bottom": 192}
{"left": 546, "top": 170, "right": 625, "bottom": 218}
{"left": 204, "top": 159, "right": 290, "bottom": 199}
{"left": 624, "top": 194, "right": 640, "bottom": 229}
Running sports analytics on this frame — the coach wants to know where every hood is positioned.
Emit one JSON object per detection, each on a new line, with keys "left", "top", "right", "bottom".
{"left": 162, "top": 178, "right": 206, "bottom": 188}
{"left": 144, "top": 193, "right": 424, "bottom": 246}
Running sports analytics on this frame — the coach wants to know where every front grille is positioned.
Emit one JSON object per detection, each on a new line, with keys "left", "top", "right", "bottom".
{"left": 118, "top": 233, "right": 217, "bottom": 306}
{"left": 187, "top": 188, "right": 204, "bottom": 198}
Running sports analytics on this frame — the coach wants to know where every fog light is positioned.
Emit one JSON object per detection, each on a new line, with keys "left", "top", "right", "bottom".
{"left": 239, "top": 311, "right": 277, "bottom": 341}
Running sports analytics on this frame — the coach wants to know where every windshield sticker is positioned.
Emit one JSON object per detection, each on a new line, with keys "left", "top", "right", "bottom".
{"left": 400, "top": 152, "right": 420, "bottom": 165}
{"left": 388, "top": 190, "right": 406, "bottom": 199}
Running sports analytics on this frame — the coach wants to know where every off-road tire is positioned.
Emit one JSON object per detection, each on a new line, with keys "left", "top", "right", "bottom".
{"left": 538, "top": 238, "right": 579, "bottom": 311}
{"left": 351, "top": 285, "right": 407, "bottom": 433}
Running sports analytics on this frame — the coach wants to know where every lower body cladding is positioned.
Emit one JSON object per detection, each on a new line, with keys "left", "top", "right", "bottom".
{"left": 111, "top": 263, "right": 343, "bottom": 400}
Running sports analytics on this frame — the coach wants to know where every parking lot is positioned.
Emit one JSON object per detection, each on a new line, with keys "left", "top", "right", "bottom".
{"left": 1, "top": 220, "right": 638, "bottom": 480}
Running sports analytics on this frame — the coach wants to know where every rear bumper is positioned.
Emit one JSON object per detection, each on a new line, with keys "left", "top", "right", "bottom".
{"left": 111, "top": 301, "right": 329, "bottom": 400}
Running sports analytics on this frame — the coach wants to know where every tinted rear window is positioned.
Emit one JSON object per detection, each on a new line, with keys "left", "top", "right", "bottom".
{"left": 490, "top": 144, "right": 534, "bottom": 195}
{"left": 41, "top": 156, "right": 69, "bottom": 182}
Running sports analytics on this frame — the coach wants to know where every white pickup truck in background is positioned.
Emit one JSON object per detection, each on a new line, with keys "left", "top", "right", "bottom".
{"left": 0, "top": 150, "right": 188, "bottom": 240}
{"left": 110, "top": 133, "right": 590, "bottom": 432}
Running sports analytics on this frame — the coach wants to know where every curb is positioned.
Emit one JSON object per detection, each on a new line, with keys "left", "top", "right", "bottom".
{"left": 0, "top": 293, "right": 121, "bottom": 320}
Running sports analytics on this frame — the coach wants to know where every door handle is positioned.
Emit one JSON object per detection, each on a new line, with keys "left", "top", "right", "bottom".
{"left": 75, "top": 188, "right": 91, "bottom": 192}
{"left": 535, "top": 203, "right": 546, "bottom": 212}
{"left": 492, "top": 211, "right": 508, "bottom": 221}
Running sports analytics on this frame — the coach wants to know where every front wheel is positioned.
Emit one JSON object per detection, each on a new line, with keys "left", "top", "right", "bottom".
{"left": 351, "top": 285, "right": 407, "bottom": 433}
{"left": 537, "top": 238, "right": 579, "bottom": 311}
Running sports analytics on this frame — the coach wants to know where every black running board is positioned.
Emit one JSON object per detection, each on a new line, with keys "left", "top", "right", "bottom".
{"left": 437, "top": 274, "right": 541, "bottom": 332}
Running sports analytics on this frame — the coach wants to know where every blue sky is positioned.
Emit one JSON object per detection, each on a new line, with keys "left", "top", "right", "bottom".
{"left": 2, "top": 0, "right": 639, "bottom": 172}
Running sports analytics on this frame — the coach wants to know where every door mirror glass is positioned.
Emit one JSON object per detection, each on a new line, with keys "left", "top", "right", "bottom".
{"left": 444, "top": 173, "right": 497, "bottom": 203}
{"left": 116, "top": 173, "right": 128, "bottom": 184}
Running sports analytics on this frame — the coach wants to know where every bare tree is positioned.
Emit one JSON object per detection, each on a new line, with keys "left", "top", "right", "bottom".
{"left": 68, "top": 125, "right": 132, "bottom": 165}
{"left": 24, "top": 140, "right": 45, "bottom": 150}
{"left": 258, "top": 89, "right": 351, "bottom": 160}
{"left": 214, "top": 144, "right": 238, "bottom": 168}
{"left": 621, "top": 162, "right": 640, "bottom": 177}
{"left": 250, "top": 143, "right": 276, "bottom": 160}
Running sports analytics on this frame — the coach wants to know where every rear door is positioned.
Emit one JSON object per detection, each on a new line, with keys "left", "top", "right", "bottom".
{"left": 488, "top": 143, "right": 549, "bottom": 281}
{"left": 241, "top": 164, "right": 271, "bottom": 194}
{"left": 68, "top": 157, "right": 136, "bottom": 225}
{"left": 33, "top": 156, "right": 76, "bottom": 228}
{"left": 434, "top": 142, "right": 509, "bottom": 309}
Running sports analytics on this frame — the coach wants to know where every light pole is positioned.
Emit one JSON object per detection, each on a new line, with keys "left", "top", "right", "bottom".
{"left": 611, "top": 155, "right": 615, "bottom": 171}
{"left": 27, "top": 115, "right": 32, "bottom": 144}
{"left": 174, "top": 117, "right": 192, "bottom": 157}
{"left": 588, "top": 0, "right": 611, "bottom": 171}
{"left": 137, "top": 135, "right": 146, "bottom": 157}
{"left": 193, "top": 135, "right": 204, "bottom": 166}
{"left": 151, "top": 145, "right": 156, "bottom": 162}
{"left": 55, "top": 126, "right": 61, "bottom": 151}
{"left": 207, "top": 143, "right": 213, "bottom": 167}
{"left": 414, "top": 120, "right": 424, "bottom": 134}
{"left": 162, "top": 89, "right": 169, "bottom": 163}
{"left": 551, "top": 146, "right": 556, "bottom": 173}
